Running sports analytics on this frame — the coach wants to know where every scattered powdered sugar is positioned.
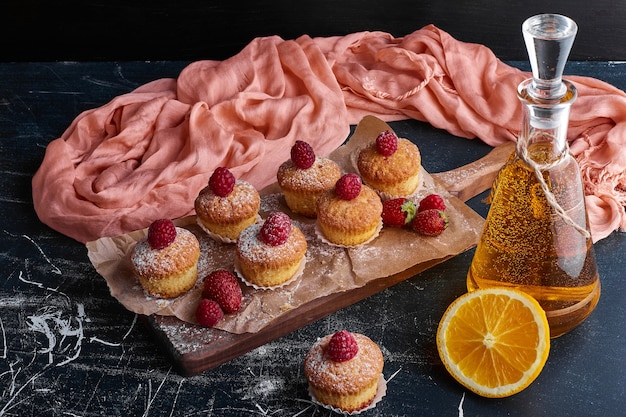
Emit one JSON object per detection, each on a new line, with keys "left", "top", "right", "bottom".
{"left": 189, "top": 225, "right": 236, "bottom": 277}
{"left": 260, "top": 193, "right": 285, "bottom": 214}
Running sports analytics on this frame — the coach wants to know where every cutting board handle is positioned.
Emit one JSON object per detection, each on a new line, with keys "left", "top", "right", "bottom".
{"left": 432, "top": 141, "right": 515, "bottom": 202}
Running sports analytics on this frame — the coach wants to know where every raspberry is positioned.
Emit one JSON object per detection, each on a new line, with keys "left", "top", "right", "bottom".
{"left": 375, "top": 130, "right": 398, "bottom": 156}
{"left": 195, "top": 299, "right": 224, "bottom": 328}
{"left": 291, "top": 140, "right": 316, "bottom": 169}
{"left": 326, "top": 330, "right": 359, "bottom": 362}
{"left": 335, "top": 173, "right": 362, "bottom": 200}
{"left": 209, "top": 167, "right": 236, "bottom": 197}
{"left": 202, "top": 269, "right": 242, "bottom": 313}
{"left": 411, "top": 209, "right": 449, "bottom": 236}
{"left": 147, "top": 219, "right": 177, "bottom": 250}
{"left": 259, "top": 211, "right": 292, "bottom": 246}
{"left": 382, "top": 198, "right": 417, "bottom": 227}
{"left": 418, "top": 193, "right": 446, "bottom": 212}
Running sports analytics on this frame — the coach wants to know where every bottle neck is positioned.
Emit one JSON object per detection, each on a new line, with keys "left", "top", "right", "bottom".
{"left": 517, "top": 78, "right": 577, "bottom": 161}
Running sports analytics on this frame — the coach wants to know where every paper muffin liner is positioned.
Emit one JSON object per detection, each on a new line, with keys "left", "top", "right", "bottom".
{"left": 196, "top": 214, "right": 262, "bottom": 244}
{"left": 234, "top": 256, "right": 307, "bottom": 290}
{"left": 314, "top": 219, "right": 383, "bottom": 248}
{"left": 376, "top": 176, "right": 425, "bottom": 202}
{"left": 308, "top": 374, "right": 387, "bottom": 415}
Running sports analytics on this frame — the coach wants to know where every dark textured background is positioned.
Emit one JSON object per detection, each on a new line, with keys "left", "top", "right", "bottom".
{"left": 4, "top": 0, "right": 626, "bottom": 62}
{"left": 2, "top": 60, "right": 625, "bottom": 416}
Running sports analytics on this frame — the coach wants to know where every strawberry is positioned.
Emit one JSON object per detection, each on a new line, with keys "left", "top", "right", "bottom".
{"left": 326, "top": 330, "right": 359, "bottom": 362}
{"left": 418, "top": 193, "right": 446, "bottom": 212}
{"left": 195, "top": 299, "right": 224, "bottom": 328}
{"left": 202, "top": 269, "right": 242, "bottom": 313}
{"left": 147, "top": 219, "right": 177, "bottom": 250}
{"left": 375, "top": 130, "right": 398, "bottom": 156}
{"left": 382, "top": 198, "right": 417, "bottom": 227}
{"left": 411, "top": 209, "right": 449, "bottom": 236}
{"left": 335, "top": 173, "right": 362, "bottom": 200}
{"left": 291, "top": 140, "right": 316, "bottom": 169}
{"left": 259, "top": 211, "right": 292, "bottom": 246}
{"left": 209, "top": 167, "right": 236, "bottom": 197}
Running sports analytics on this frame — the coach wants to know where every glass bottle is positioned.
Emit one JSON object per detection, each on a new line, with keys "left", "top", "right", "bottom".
{"left": 466, "top": 14, "right": 600, "bottom": 338}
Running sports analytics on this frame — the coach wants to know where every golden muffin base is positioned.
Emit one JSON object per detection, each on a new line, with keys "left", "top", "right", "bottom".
{"left": 277, "top": 158, "right": 342, "bottom": 218}
{"left": 357, "top": 138, "right": 422, "bottom": 197}
{"left": 130, "top": 227, "right": 201, "bottom": 298}
{"left": 282, "top": 190, "right": 323, "bottom": 218}
{"left": 195, "top": 180, "right": 261, "bottom": 241}
{"left": 316, "top": 184, "right": 383, "bottom": 246}
{"left": 197, "top": 213, "right": 258, "bottom": 241}
{"left": 304, "top": 333, "right": 384, "bottom": 413}
{"left": 138, "top": 264, "right": 199, "bottom": 299}
{"left": 236, "top": 221, "right": 308, "bottom": 288}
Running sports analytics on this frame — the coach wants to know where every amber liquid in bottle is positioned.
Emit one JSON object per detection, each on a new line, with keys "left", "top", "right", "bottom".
{"left": 467, "top": 141, "right": 600, "bottom": 337}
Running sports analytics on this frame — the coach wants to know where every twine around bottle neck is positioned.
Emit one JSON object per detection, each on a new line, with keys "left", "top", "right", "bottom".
{"left": 515, "top": 138, "right": 592, "bottom": 239}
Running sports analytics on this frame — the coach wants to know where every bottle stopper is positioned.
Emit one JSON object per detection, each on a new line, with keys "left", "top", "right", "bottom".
{"left": 522, "top": 14, "right": 577, "bottom": 100}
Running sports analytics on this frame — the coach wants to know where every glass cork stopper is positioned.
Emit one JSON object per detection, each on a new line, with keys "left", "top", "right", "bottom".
{"left": 522, "top": 14, "right": 577, "bottom": 100}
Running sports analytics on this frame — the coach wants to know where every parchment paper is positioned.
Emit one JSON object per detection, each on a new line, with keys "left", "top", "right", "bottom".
{"left": 86, "top": 116, "right": 485, "bottom": 334}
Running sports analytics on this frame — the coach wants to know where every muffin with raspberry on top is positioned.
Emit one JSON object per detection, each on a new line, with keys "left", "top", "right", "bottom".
{"left": 304, "top": 330, "right": 385, "bottom": 413}
{"left": 195, "top": 167, "right": 260, "bottom": 242}
{"left": 316, "top": 173, "right": 383, "bottom": 246}
{"left": 130, "top": 219, "right": 201, "bottom": 298}
{"left": 357, "top": 129, "right": 421, "bottom": 198}
{"left": 236, "top": 211, "right": 307, "bottom": 288}
{"left": 277, "top": 140, "right": 342, "bottom": 218}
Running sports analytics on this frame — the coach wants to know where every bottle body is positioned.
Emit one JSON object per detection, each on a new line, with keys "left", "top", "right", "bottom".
{"left": 468, "top": 13, "right": 600, "bottom": 338}
{"left": 467, "top": 142, "right": 600, "bottom": 337}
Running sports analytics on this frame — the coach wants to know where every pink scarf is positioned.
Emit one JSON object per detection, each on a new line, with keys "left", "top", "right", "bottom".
{"left": 32, "top": 25, "right": 626, "bottom": 243}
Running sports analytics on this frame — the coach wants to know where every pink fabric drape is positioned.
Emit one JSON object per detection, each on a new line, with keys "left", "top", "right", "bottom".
{"left": 32, "top": 26, "right": 626, "bottom": 243}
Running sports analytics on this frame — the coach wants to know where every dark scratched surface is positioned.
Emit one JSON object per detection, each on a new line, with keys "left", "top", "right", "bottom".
{"left": 1, "top": 60, "right": 625, "bottom": 416}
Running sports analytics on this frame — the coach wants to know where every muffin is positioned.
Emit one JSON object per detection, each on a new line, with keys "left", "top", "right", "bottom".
{"left": 130, "top": 219, "right": 201, "bottom": 298}
{"left": 357, "top": 129, "right": 421, "bottom": 198}
{"left": 277, "top": 140, "right": 342, "bottom": 218}
{"left": 304, "top": 330, "right": 384, "bottom": 413}
{"left": 195, "top": 167, "right": 260, "bottom": 242}
{"left": 316, "top": 173, "right": 383, "bottom": 246}
{"left": 236, "top": 211, "right": 307, "bottom": 288}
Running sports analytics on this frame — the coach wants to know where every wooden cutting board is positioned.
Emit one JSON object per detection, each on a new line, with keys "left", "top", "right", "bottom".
{"left": 144, "top": 141, "right": 515, "bottom": 376}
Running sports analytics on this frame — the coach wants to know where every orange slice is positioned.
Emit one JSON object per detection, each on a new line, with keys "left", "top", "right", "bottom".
{"left": 436, "top": 288, "right": 550, "bottom": 398}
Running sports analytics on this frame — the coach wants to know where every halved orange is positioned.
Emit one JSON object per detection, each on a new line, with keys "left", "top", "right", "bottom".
{"left": 436, "top": 288, "right": 550, "bottom": 398}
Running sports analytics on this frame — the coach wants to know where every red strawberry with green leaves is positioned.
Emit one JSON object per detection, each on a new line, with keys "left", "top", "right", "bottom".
{"left": 381, "top": 198, "right": 417, "bottom": 227}
{"left": 411, "top": 209, "right": 449, "bottom": 236}
{"left": 418, "top": 193, "right": 446, "bottom": 212}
